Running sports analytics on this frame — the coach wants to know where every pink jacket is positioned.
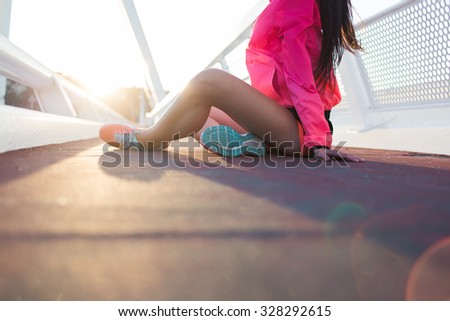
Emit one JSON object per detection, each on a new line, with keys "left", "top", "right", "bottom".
{"left": 246, "top": 0, "right": 341, "bottom": 148}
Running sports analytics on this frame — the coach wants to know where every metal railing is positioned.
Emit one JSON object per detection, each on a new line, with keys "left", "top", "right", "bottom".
{"left": 145, "top": 0, "right": 268, "bottom": 125}
{"left": 0, "top": 34, "right": 130, "bottom": 123}
{"left": 355, "top": 0, "right": 450, "bottom": 110}
{"left": 146, "top": 0, "right": 449, "bottom": 131}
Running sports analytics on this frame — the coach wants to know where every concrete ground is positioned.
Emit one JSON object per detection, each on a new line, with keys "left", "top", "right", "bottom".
{"left": 0, "top": 138, "right": 449, "bottom": 300}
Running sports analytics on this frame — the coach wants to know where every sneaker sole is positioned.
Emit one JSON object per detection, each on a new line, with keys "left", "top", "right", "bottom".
{"left": 201, "top": 126, "right": 265, "bottom": 157}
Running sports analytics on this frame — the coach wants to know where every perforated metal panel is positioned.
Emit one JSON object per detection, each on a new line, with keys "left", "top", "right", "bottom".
{"left": 334, "top": 69, "right": 349, "bottom": 109}
{"left": 356, "top": 0, "right": 450, "bottom": 109}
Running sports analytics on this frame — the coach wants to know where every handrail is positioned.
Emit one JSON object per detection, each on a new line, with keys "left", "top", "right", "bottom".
{"left": 0, "top": 34, "right": 131, "bottom": 123}
{"left": 0, "top": 35, "right": 53, "bottom": 90}
{"left": 205, "top": 0, "right": 268, "bottom": 70}
{"left": 145, "top": 0, "right": 268, "bottom": 125}
{"left": 354, "top": 0, "right": 418, "bottom": 30}
{"left": 0, "top": 34, "right": 135, "bottom": 152}
{"left": 146, "top": 0, "right": 448, "bottom": 125}
{"left": 121, "top": 0, "right": 166, "bottom": 104}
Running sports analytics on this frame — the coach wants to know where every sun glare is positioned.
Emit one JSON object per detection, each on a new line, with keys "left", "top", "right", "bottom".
{"left": 9, "top": 0, "right": 402, "bottom": 95}
{"left": 83, "top": 80, "right": 120, "bottom": 98}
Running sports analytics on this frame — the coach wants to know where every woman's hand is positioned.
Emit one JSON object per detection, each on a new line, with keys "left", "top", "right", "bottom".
{"left": 313, "top": 148, "right": 364, "bottom": 162}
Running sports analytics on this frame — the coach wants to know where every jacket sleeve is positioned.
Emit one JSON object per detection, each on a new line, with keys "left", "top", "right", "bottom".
{"left": 280, "top": 27, "right": 332, "bottom": 148}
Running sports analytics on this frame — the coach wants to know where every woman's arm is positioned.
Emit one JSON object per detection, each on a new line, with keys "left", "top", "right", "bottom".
{"left": 281, "top": 26, "right": 332, "bottom": 149}
{"left": 281, "top": 26, "right": 362, "bottom": 162}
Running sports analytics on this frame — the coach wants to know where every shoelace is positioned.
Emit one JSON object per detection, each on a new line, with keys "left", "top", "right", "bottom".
{"left": 115, "top": 130, "right": 138, "bottom": 149}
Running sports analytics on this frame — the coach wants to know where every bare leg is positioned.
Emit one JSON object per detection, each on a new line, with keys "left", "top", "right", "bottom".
{"left": 136, "top": 69, "right": 301, "bottom": 154}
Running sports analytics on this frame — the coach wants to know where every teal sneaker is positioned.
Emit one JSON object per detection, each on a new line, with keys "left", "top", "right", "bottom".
{"left": 200, "top": 125, "right": 265, "bottom": 157}
{"left": 114, "top": 130, "right": 143, "bottom": 150}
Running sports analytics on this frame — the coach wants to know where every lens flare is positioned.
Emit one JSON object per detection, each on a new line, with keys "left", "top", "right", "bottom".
{"left": 325, "top": 202, "right": 368, "bottom": 239}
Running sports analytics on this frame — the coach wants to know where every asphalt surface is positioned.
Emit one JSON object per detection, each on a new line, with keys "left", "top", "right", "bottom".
{"left": 0, "top": 138, "right": 449, "bottom": 300}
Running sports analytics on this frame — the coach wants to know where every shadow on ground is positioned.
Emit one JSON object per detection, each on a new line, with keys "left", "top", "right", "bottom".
{"left": 0, "top": 139, "right": 448, "bottom": 300}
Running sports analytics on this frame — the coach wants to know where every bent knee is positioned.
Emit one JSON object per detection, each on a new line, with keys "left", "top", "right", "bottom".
{"left": 190, "top": 68, "right": 227, "bottom": 89}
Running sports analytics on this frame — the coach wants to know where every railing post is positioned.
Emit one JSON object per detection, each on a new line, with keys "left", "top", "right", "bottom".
{"left": 0, "top": 0, "right": 12, "bottom": 105}
{"left": 36, "top": 76, "right": 78, "bottom": 117}
{"left": 338, "top": 51, "right": 385, "bottom": 131}
{"left": 219, "top": 58, "right": 230, "bottom": 73}
{"left": 121, "top": 0, "right": 166, "bottom": 104}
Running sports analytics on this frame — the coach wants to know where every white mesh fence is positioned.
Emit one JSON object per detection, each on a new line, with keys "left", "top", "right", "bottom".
{"left": 355, "top": 0, "right": 450, "bottom": 109}
{"left": 215, "top": 0, "right": 449, "bottom": 111}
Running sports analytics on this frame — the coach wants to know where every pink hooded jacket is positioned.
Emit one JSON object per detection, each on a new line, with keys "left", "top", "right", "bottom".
{"left": 246, "top": 0, "right": 341, "bottom": 148}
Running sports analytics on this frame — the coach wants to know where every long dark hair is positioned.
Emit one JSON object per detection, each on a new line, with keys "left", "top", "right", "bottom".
{"left": 315, "top": 0, "right": 362, "bottom": 90}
